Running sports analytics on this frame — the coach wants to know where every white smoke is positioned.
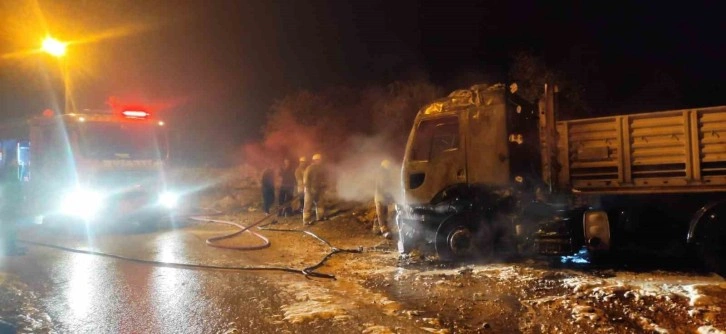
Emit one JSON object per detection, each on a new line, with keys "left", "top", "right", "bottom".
{"left": 332, "top": 134, "right": 403, "bottom": 203}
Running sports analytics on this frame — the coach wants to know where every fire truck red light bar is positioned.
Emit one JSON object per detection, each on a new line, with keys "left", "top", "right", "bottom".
{"left": 122, "top": 110, "right": 149, "bottom": 118}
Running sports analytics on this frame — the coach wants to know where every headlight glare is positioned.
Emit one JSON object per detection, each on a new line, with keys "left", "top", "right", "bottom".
{"left": 159, "top": 191, "right": 179, "bottom": 208}
{"left": 61, "top": 188, "right": 103, "bottom": 219}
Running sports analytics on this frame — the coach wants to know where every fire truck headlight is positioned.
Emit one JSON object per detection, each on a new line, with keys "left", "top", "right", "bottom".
{"left": 61, "top": 188, "right": 103, "bottom": 219}
{"left": 159, "top": 192, "right": 179, "bottom": 208}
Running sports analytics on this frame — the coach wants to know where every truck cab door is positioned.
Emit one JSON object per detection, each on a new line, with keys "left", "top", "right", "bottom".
{"left": 403, "top": 114, "right": 466, "bottom": 204}
{"left": 465, "top": 104, "right": 511, "bottom": 187}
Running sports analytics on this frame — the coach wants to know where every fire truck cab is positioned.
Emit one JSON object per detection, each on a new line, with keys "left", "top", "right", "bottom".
{"left": 26, "top": 109, "right": 178, "bottom": 229}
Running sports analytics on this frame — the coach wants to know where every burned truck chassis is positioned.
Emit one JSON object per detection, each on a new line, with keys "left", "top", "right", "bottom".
{"left": 398, "top": 84, "right": 726, "bottom": 274}
{"left": 396, "top": 183, "right": 587, "bottom": 261}
{"left": 398, "top": 184, "right": 726, "bottom": 276}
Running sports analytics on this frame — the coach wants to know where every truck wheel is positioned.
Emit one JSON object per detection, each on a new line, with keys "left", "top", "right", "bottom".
{"left": 435, "top": 215, "right": 475, "bottom": 261}
{"left": 696, "top": 222, "right": 726, "bottom": 276}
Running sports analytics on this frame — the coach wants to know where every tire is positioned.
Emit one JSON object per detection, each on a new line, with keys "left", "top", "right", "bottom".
{"left": 696, "top": 222, "right": 726, "bottom": 276}
{"left": 435, "top": 215, "right": 478, "bottom": 261}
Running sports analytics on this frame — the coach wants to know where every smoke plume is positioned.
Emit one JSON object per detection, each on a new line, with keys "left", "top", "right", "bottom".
{"left": 238, "top": 80, "right": 442, "bottom": 202}
{"left": 332, "top": 134, "right": 403, "bottom": 203}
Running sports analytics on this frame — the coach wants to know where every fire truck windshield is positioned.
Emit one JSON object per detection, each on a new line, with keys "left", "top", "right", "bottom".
{"left": 79, "top": 122, "right": 167, "bottom": 160}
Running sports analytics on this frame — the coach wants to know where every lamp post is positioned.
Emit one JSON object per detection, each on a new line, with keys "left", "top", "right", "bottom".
{"left": 41, "top": 36, "right": 68, "bottom": 113}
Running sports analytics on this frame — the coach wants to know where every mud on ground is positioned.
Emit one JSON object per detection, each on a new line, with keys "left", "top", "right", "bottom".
{"left": 2, "top": 171, "right": 725, "bottom": 333}
{"left": 194, "top": 207, "right": 726, "bottom": 334}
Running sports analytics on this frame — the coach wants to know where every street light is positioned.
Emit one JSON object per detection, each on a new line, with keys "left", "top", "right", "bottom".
{"left": 41, "top": 36, "right": 68, "bottom": 113}
{"left": 41, "top": 37, "right": 66, "bottom": 57}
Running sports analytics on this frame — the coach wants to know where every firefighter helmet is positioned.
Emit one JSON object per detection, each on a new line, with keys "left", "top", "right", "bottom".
{"left": 312, "top": 153, "right": 322, "bottom": 161}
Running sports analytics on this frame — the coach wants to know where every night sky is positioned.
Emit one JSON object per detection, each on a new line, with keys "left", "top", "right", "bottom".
{"left": 1, "top": 0, "right": 723, "bottom": 163}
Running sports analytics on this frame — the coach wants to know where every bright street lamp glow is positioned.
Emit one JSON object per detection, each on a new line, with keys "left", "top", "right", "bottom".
{"left": 42, "top": 37, "right": 67, "bottom": 57}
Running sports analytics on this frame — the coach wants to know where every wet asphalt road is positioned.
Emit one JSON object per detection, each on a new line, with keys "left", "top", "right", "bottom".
{"left": 0, "top": 215, "right": 420, "bottom": 333}
{"left": 3, "top": 246, "right": 278, "bottom": 333}
{"left": 1, "top": 214, "right": 726, "bottom": 334}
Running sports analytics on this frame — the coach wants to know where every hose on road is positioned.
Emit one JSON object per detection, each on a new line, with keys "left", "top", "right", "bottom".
{"left": 20, "top": 224, "right": 360, "bottom": 279}
{"left": 191, "top": 195, "right": 363, "bottom": 278}
{"left": 19, "top": 239, "right": 317, "bottom": 276}
{"left": 194, "top": 215, "right": 272, "bottom": 251}
{"left": 19, "top": 196, "right": 364, "bottom": 279}
{"left": 193, "top": 195, "right": 295, "bottom": 251}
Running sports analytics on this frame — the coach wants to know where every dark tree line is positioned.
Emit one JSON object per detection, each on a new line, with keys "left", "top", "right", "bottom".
{"left": 246, "top": 52, "right": 690, "bottom": 166}
{"left": 245, "top": 80, "right": 443, "bottom": 165}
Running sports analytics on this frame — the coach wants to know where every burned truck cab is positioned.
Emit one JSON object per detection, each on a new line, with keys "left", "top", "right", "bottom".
{"left": 397, "top": 84, "right": 544, "bottom": 259}
{"left": 399, "top": 81, "right": 726, "bottom": 276}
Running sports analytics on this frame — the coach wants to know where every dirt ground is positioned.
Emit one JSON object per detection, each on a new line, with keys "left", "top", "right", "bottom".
{"left": 1, "top": 175, "right": 726, "bottom": 333}
{"left": 255, "top": 213, "right": 726, "bottom": 334}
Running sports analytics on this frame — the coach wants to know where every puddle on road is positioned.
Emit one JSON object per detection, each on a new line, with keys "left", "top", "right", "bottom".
{"left": 330, "top": 251, "right": 726, "bottom": 333}
{"left": 12, "top": 217, "right": 726, "bottom": 333}
{"left": 361, "top": 324, "right": 396, "bottom": 334}
{"left": 279, "top": 281, "right": 349, "bottom": 324}
{"left": 275, "top": 277, "right": 408, "bottom": 327}
{"left": 267, "top": 258, "right": 475, "bottom": 334}
{"left": 0, "top": 274, "right": 54, "bottom": 334}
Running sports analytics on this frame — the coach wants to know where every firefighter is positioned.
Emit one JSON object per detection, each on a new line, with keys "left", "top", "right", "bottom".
{"left": 373, "top": 159, "right": 395, "bottom": 239}
{"left": 294, "top": 156, "right": 308, "bottom": 213}
{"left": 260, "top": 167, "right": 275, "bottom": 215}
{"left": 303, "top": 153, "right": 327, "bottom": 225}
{"left": 0, "top": 156, "right": 21, "bottom": 255}
{"left": 277, "top": 158, "right": 296, "bottom": 216}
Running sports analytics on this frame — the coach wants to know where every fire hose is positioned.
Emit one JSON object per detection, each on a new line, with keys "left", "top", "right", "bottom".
{"left": 19, "top": 195, "right": 363, "bottom": 279}
{"left": 193, "top": 194, "right": 305, "bottom": 251}
{"left": 191, "top": 195, "right": 364, "bottom": 278}
{"left": 195, "top": 215, "right": 272, "bottom": 251}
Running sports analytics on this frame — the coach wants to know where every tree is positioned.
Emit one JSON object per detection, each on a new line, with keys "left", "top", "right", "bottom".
{"left": 508, "top": 52, "right": 591, "bottom": 120}
{"left": 246, "top": 80, "right": 443, "bottom": 167}
{"left": 620, "top": 69, "right": 683, "bottom": 113}
{"left": 369, "top": 80, "right": 443, "bottom": 154}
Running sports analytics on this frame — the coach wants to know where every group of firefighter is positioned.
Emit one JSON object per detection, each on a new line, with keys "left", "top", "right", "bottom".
{"left": 261, "top": 154, "right": 395, "bottom": 239}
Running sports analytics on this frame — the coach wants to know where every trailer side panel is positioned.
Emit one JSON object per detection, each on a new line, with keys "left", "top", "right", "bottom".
{"left": 557, "top": 106, "right": 726, "bottom": 193}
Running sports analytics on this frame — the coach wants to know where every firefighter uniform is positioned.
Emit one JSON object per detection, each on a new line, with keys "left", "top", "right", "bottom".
{"left": 260, "top": 168, "right": 275, "bottom": 214}
{"left": 278, "top": 159, "right": 296, "bottom": 216}
{"left": 294, "top": 157, "right": 308, "bottom": 213}
{"left": 303, "top": 154, "right": 326, "bottom": 225}
{"left": 373, "top": 160, "right": 395, "bottom": 239}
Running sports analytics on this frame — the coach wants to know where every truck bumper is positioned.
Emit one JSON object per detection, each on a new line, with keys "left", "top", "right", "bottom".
{"left": 533, "top": 214, "right": 579, "bottom": 256}
{"left": 535, "top": 235, "right": 574, "bottom": 255}
{"left": 395, "top": 206, "right": 447, "bottom": 252}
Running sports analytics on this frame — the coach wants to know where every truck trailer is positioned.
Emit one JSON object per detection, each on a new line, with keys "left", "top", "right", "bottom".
{"left": 396, "top": 83, "right": 726, "bottom": 275}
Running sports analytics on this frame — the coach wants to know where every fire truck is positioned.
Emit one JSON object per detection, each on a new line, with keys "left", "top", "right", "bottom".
{"left": 397, "top": 83, "right": 726, "bottom": 275}
{"left": 0, "top": 108, "right": 178, "bottom": 230}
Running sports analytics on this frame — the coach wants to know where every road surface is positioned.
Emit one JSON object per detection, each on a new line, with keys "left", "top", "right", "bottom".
{"left": 1, "top": 212, "right": 725, "bottom": 333}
